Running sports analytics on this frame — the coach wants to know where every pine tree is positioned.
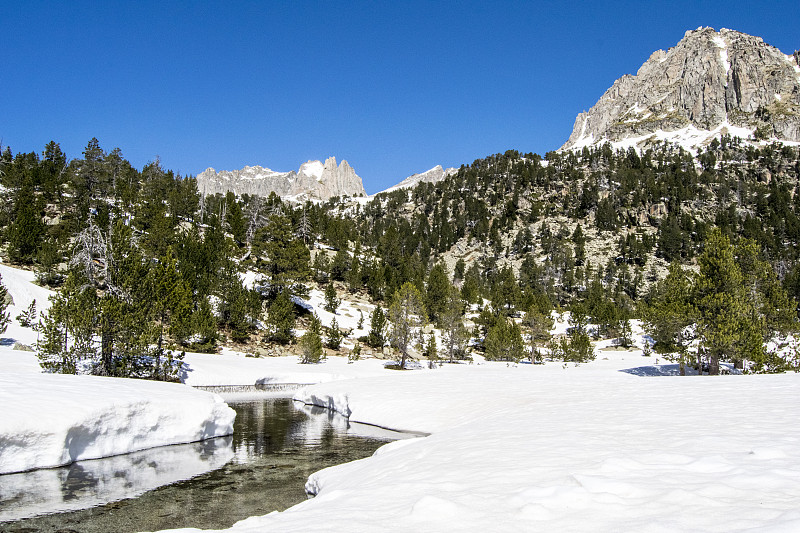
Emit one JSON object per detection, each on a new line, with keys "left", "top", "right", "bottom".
{"left": 569, "top": 302, "right": 590, "bottom": 335}
{"left": 641, "top": 261, "right": 696, "bottom": 374}
{"left": 367, "top": 306, "right": 387, "bottom": 349}
{"left": 149, "top": 248, "right": 193, "bottom": 377}
{"left": 37, "top": 272, "right": 99, "bottom": 374}
{"left": 0, "top": 275, "right": 10, "bottom": 335}
{"left": 300, "top": 313, "right": 323, "bottom": 363}
{"left": 491, "top": 266, "right": 521, "bottom": 315}
{"left": 734, "top": 237, "right": 797, "bottom": 371}
{"left": 312, "top": 252, "right": 330, "bottom": 283}
{"left": 349, "top": 342, "right": 361, "bottom": 363}
{"left": 388, "top": 282, "right": 428, "bottom": 369}
{"left": 346, "top": 245, "right": 362, "bottom": 292}
{"left": 695, "top": 228, "right": 749, "bottom": 375}
{"left": 7, "top": 184, "right": 45, "bottom": 264}
{"left": 326, "top": 317, "right": 343, "bottom": 350}
{"left": 192, "top": 298, "right": 218, "bottom": 352}
{"left": 16, "top": 300, "right": 37, "bottom": 328}
{"left": 425, "top": 263, "right": 451, "bottom": 324}
{"left": 616, "top": 307, "right": 633, "bottom": 348}
{"left": 440, "top": 291, "right": 468, "bottom": 363}
{"left": 524, "top": 304, "right": 553, "bottom": 363}
{"left": 560, "top": 327, "right": 594, "bottom": 362}
{"left": 330, "top": 247, "right": 350, "bottom": 281}
{"left": 252, "top": 214, "right": 310, "bottom": 297}
{"left": 736, "top": 241, "right": 796, "bottom": 329}
{"left": 266, "top": 291, "right": 295, "bottom": 345}
{"left": 461, "top": 263, "right": 483, "bottom": 304}
{"left": 36, "top": 237, "right": 63, "bottom": 286}
{"left": 595, "top": 197, "right": 618, "bottom": 231}
{"left": 484, "top": 318, "right": 524, "bottom": 362}
{"left": 225, "top": 191, "right": 247, "bottom": 244}
{"left": 216, "top": 258, "right": 253, "bottom": 343}
{"left": 37, "top": 308, "right": 70, "bottom": 372}
{"left": 324, "top": 283, "right": 340, "bottom": 314}
{"left": 572, "top": 225, "right": 586, "bottom": 265}
{"left": 423, "top": 334, "right": 438, "bottom": 368}
{"left": 454, "top": 258, "right": 466, "bottom": 282}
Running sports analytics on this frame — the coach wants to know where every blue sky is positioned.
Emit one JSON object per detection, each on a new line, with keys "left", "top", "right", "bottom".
{"left": 2, "top": 1, "right": 798, "bottom": 193}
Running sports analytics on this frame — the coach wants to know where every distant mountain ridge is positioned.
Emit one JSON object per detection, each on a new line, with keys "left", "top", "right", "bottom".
{"left": 561, "top": 27, "right": 800, "bottom": 152}
{"left": 198, "top": 158, "right": 458, "bottom": 201}
{"left": 377, "top": 165, "right": 457, "bottom": 195}
{"left": 197, "top": 156, "right": 367, "bottom": 201}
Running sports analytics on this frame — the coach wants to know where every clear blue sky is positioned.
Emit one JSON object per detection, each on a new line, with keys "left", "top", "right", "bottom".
{"left": 2, "top": 1, "right": 798, "bottom": 193}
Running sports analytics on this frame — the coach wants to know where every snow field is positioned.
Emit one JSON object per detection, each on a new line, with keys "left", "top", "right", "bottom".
{"left": 151, "top": 355, "right": 800, "bottom": 532}
{"left": 184, "top": 350, "right": 391, "bottom": 387}
{"left": 4, "top": 261, "right": 800, "bottom": 531}
{"left": 0, "top": 262, "right": 54, "bottom": 347}
{"left": 298, "top": 287, "right": 375, "bottom": 345}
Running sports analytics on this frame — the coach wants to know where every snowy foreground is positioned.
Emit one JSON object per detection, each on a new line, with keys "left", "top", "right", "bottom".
{"left": 152, "top": 354, "right": 800, "bottom": 533}
{"left": 0, "top": 372, "right": 235, "bottom": 474}
{"left": 2, "top": 263, "right": 800, "bottom": 531}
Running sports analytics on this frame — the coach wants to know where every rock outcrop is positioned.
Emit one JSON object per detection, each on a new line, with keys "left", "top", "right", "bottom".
{"left": 562, "top": 28, "right": 800, "bottom": 151}
{"left": 197, "top": 156, "right": 367, "bottom": 201}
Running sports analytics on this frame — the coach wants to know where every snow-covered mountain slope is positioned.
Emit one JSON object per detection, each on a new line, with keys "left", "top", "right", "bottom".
{"left": 197, "top": 156, "right": 367, "bottom": 201}
{"left": 378, "top": 165, "right": 457, "bottom": 195}
{"left": 562, "top": 27, "right": 800, "bottom": 152}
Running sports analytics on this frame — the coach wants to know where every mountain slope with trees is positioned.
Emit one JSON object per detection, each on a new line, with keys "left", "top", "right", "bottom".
{"left": 2, "top": 133, "right": 799, "bottom": 377}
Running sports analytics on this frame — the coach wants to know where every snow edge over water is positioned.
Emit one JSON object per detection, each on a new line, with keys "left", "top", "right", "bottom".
{"left": 0, "top": 373, "right": 235, "bottom": 474}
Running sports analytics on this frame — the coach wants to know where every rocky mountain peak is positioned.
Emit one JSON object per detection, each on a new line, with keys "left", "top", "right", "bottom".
{"left": 561, "top": 27, "right": 800, "bottom": 152}
{"left": 197, "top": 157, "right": 367, "bottom": 201}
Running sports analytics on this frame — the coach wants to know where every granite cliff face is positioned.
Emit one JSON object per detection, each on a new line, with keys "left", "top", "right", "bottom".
{"left": 197, "top": 156, "right": 366, "bottom": 201}
{"left": 562, "top": 28, "right": 800, "bottom": 151}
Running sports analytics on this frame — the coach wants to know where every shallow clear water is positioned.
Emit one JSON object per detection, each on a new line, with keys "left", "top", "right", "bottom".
{"left": 0, "top": 396, "right": 405, "bottom": 532}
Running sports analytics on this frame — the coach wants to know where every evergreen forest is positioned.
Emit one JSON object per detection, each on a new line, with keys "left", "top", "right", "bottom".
{"left": 1, "top": 135, "right": 799, "bottom": 379}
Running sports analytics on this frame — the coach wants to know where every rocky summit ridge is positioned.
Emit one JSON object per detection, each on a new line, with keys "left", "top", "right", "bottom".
{"left": 197, "top": 156, "right": 367, "bottom": 201}
{"left": 378, "top": 165, "right": 458, "bottom": 195}
{"left": 561, "top": 27, "right": 800, "bottom": 152}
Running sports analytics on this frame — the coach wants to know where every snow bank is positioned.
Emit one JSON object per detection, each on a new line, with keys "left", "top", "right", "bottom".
{"left": 152, "top": 352, "right": 800, "bottom": 532}
{"left": 0, "top": 436, "right": 233, "bottom": 521}
{"left": 0, "top": 373, "right": 235, "bottom": 474}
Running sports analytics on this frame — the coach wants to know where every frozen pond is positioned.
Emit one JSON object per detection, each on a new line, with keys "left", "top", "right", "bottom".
{"left": 0, "top": 396, "right": 408, "bottom": 532}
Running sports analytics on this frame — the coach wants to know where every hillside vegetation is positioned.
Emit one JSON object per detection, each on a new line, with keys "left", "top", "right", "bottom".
{"left": 1, "top": 136, "right": 799, "bottom": 377}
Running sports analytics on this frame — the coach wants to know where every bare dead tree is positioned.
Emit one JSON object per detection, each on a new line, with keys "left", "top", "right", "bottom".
{"left": 245, "top": 196, "right": 266, "bottom": 244}
{"left": 297, "top": 206, "right": 312, "bottom": 244}
{"left": 70, "top": 221, "right": 107, "bottom": 287}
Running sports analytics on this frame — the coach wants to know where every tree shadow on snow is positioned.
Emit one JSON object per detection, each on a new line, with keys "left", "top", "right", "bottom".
{"left": 619, "top": 364, "right": 692, "bottom": 377}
